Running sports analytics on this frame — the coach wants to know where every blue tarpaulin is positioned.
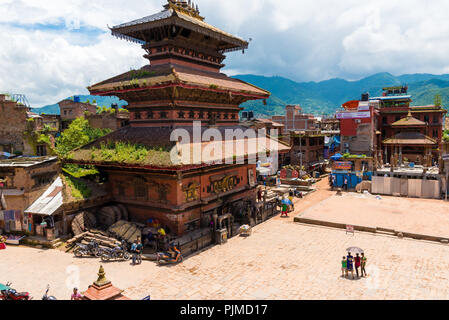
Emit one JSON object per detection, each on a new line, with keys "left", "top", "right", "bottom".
{"left": 330, "top": 153, "right": 343, "bottom": 161}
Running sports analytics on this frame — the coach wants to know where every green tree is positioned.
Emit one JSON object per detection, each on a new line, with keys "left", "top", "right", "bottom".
{"left": 434, "top": 94, "right": 443, "bottom": 107}
{"left": 55, "top": 117, "right": 111, "bottom": 157}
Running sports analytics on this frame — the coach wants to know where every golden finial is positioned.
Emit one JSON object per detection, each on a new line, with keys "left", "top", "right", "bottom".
{"left": 94, "top": 265, "right": 111, "bottom": 287}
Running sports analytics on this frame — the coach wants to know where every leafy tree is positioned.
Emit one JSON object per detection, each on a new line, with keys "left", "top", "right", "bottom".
{"left": 54, "top": 117, "right": 111, "bottom": 157}
{"left": 434, "top": 94, "right": 443, "bottom": 107}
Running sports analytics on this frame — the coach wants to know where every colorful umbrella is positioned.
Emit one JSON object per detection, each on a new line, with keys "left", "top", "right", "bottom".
{"left": 346, "top": 247, "right": 364, "bottom": 254}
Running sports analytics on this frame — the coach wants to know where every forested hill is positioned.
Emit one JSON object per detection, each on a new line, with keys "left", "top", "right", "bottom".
{"left": 234, "top": 72, "right": 449, "bottom": 117}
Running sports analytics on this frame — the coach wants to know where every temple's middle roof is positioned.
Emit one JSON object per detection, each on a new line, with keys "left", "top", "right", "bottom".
{"left": 88, "top": 64, "right": 270, "bottom": 99}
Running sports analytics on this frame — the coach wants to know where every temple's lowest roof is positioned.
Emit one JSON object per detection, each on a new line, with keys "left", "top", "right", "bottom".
{"left": 88, "top": 64, "right": 270, "bottom": 99}
{"left": 383, "top": 132, "right": 437, "bottom": 146}
{"left": 66, "top": 126, "right": 290, "bottom": 170}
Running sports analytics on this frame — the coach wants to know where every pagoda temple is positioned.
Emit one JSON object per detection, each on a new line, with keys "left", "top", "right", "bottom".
{"left": 66, "top": 0, "right": 289, "bottom": 237}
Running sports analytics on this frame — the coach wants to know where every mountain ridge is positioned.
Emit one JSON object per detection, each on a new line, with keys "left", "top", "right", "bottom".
{"left": 32, "top": 73, "right": 449, "bottom": 117}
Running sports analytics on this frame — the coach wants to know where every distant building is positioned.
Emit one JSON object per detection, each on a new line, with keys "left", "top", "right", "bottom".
{"left": 0, "top": 94, "right": 52, "bottom": 156}
{"left": 58, "top": 98, "right": 97, "bottom": 129}
{"left": 337, "top": 86, "right": 446, "bottom": 166}
{"left": 0, "top": 156, "right": 59, "bottom": 234}
{"left": 337, "top": 96, "right": 377, "bottom": 157}
{"left": 287, "top": 130, "right": 325, "bottom": 171}
{"left": 272, "top": 105, "right": 319, "bottom": 133}
{"left": 59, "top": 98, "right": 130, "bottom": 131}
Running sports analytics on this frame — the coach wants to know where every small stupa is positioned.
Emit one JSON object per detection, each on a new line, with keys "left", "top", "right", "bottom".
{"left": 82, "top": 265, "right": 130, "bottom": 300}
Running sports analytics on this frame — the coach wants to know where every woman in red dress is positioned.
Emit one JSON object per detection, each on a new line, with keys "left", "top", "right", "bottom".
{"left": 0, "top": 236, "right": 6, "bottom": 250}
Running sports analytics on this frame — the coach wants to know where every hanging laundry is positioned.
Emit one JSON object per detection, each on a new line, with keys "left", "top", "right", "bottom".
{"left": 4, "top": 210, "right": 14, "bottom": 221}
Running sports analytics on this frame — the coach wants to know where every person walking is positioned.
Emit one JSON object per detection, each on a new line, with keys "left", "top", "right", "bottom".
{"left": 344, "top": 176, "right": 348, "bottom": 191}
{"left": 341, "top": 256, "right": 347, "bottom": 278}
{"left": 346, "top": 252, "right": 354, "bottom": 279}
{"left": 361, "top": 253, "right": 367, "bottom": 277}
{"left": 131, "top": 237, "right": 143, "bottom": 265}
{"left": 354, "top": 253, "right": 361, "bottom": 278}
{"left": 71, "top": 288, "right": 83, "bottom": 300}
{"left": 281, "top": 202, "right": 288, "bottom": 217}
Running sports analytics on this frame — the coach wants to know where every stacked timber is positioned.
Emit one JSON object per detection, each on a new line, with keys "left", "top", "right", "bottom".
{"left": 108, "top": 220, "right": 142, "bottom": 244}
{"left": 71, "top": 212, "right": 97, "bottom": 236}
{"left": 66, "top": 231, "right": 121, "bottom": 250}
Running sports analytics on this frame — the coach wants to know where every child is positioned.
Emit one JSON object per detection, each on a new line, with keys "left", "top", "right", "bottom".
{"left": 281, "top": 203, "right": 288, "bottom": 217}
{"left": 341, "top": 256, "right": 347, "bottom": 277}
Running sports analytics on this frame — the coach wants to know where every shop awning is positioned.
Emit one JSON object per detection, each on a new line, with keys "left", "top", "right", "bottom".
{"left": 257, "top": 167, "right": 271, "bottom": 176}
{"left": 24, "top": 177, "right": 63, "bottom": 216}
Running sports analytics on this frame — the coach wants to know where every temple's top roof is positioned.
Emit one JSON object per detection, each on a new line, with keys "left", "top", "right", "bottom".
{"left": 88, "top": 64, "right": 269, "bottom": 99}
{"left": 391, "top": 111, "right": 426, "bottom": 127}
{"left": 110, "top": 1, "right": 248, "bottom": 53}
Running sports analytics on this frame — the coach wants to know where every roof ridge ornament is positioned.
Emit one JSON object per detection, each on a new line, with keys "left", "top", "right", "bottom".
{"left": 165, "top": 0, "right": 204, "bottom": 21}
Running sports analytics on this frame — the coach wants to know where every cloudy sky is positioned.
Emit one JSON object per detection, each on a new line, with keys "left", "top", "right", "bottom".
{"left": 1, "top": 0, "right": 449, "bottom": 107}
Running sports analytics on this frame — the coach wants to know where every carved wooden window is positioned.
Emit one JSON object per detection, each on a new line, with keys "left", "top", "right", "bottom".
{"left": 198, "top": 111, "right": 204, "bottom": 119}
{"left": 160, "top": 111, "right": 168, "bottom": 119}
{"left": 134, "top": 178, "right": 148, "bottom": 199}
{"left": 117, "top": 182, "right": 125, "bottom": 197}
{"left": 189, "top": 111, "right": 195, "bottom": 119}
{"left": 135, "top": 112, "right": 141, "bottom": 120}
{"left": 147, "top": 111, "right": 154, "bottom": 119}
{"left": 178, "top": 111, "right": 185, "bottom": 119}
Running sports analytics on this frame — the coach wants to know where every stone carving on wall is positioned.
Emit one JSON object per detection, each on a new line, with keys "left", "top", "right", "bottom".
{"left": 212, "top": 175, "right": 237, "bottom": 194}
{"left": 183, "top": 182, "right": 199, "bottom": 202}
{"left": 149, "top": 181, "right": 170, "bottom": 203}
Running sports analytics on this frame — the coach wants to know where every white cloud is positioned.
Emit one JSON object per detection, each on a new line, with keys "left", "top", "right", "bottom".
{"left": 1, "top": 0, "right": 449, "bottom": 106}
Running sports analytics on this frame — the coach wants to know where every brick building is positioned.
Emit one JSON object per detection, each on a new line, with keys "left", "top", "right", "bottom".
{"left": 0, "top": 94, "right": 51, "bottom": 156}
{"left": 286, "top": 130, "right": 325, "bottom": 171}
{"left": 337, "top": 98, "right": 377, "bottom": 156}
{"left": 338, "top": 87, "right": 446, "bottom": 165}
{"left": 0, "top": 156, "right": 59, "bottom": 234}
{"left": 87, "top": 110, "right": 130, "bottom": 131}
{"left": 59, "top": 98, "right": 97, "bottom": 129}
{"left": 272, "top": 105, "right": 319, "bottom": 134}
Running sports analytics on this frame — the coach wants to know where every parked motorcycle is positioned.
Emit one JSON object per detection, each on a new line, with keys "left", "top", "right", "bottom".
{"left": 100, "top": 240, "right": 130, "bottom": 262}
{"left": 42, "top": 285, "right": 57, "bottom": 300}
{"left": 157, "top": 243, "right": 183, "bottom": 265}
{"left": 73, "top": 240, "right": 100, "bottom": 258}
{"left": 0, "top": 282, "right": 31, "bottom": 300}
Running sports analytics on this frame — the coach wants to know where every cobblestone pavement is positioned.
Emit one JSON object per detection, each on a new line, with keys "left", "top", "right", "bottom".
{"left": 298, "top": 192, "right": 449, "bottom": 238}
{"left": 2, "top": 217, "right": 449, "bottom": 300}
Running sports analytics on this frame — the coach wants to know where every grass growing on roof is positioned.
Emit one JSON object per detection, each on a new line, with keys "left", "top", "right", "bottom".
{"left": 63, "top": 175, "right": 92, "bottom": 200}
{"left": 78, "top": 142, "right": 173, "bottom": 166}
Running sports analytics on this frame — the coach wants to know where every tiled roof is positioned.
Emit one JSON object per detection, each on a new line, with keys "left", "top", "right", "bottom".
{"left": 88, "top": 64, "right": 269, "bottom": 98}
{"left": 391, "top": 114, "right": 426, "bottom": 127}
{"left": 67, "top": 126, "right": 290, "bottom": 169}
{"left": 383, "top": 132, "right": 437, "bottom": 145}
{"left": 110, "top": 8, "right": 247, "bottom": 50}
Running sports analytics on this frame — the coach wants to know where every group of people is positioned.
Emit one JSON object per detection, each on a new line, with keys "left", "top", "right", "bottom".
{"left": 329, "top": 174, "right": 350, "bottom": 191}
{"left": 341, "top": 252, "right": 367, "bottom": 279}
{"left": 280, "top": 192, "right": 295, "bottom": 217}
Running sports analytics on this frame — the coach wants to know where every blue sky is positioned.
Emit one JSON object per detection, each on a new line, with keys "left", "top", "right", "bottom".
{"left": 2, "top": 0, "right": 449, "bottom": 107}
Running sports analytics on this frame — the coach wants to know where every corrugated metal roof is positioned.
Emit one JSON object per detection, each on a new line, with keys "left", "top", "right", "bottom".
{"left": 24, "top": 177, "right": 63, "bottom": 216}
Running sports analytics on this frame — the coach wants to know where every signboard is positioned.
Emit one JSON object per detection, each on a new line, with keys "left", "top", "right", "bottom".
{"left": 346, "top": 225, "right": 354, "bottom": 235}
{"left": 334, "top": 161, "right": 352, "bottom": 170}
{"left": 336, "top": 111, "right": 371, "bottom": 120}
{"left": 280, "top": 169, "right": 287, "bottom": 179}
